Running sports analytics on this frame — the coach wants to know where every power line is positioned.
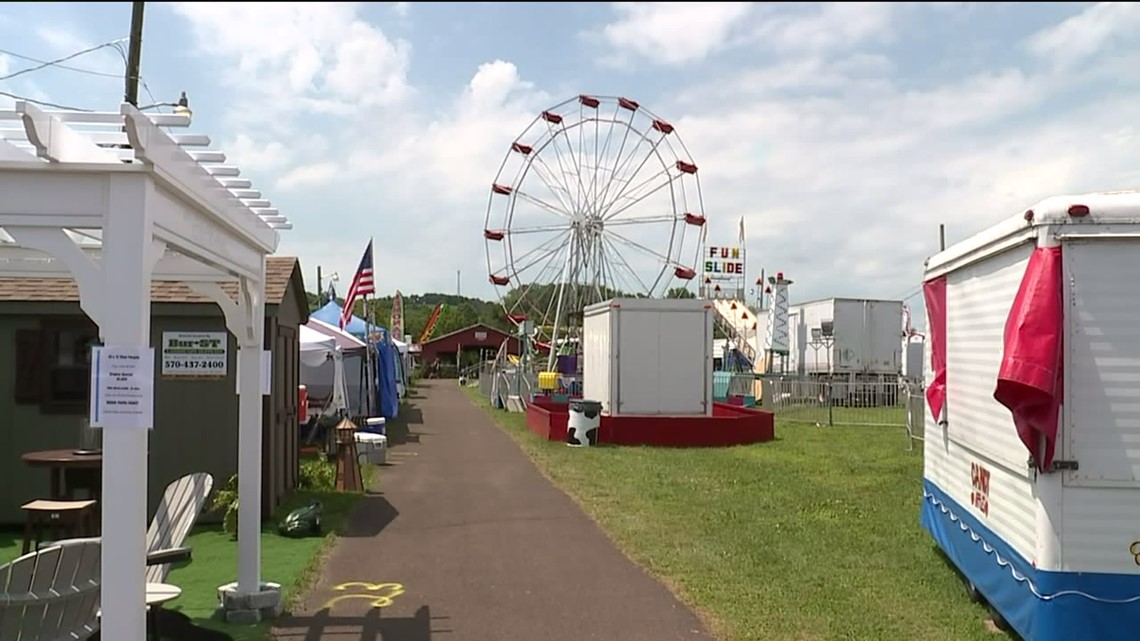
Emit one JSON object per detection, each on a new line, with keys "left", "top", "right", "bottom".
{"left": 107, "top": 41, "right": 160, "bottom": 110}
{"left": 0, "top": 47, "right": 122, "bottom": 79}
{"left": 0, "top": 38, "right": 127, "bottom": 83}
{"left": 0, "top": 89, "right": 91, "bottom": 111}
{"left": 0, "top": 41, "right": 159, "bottom": 115}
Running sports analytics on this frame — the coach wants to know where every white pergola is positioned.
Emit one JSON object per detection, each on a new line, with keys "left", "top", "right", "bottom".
{"left": 0, "top": 101, "right": 291, "bottom": 639}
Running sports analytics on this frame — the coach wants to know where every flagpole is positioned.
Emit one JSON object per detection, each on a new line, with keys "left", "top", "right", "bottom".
{"left": 365, "top": 236, "right": 375, "bottom": 418}
{"left": 700, "top": 219, "right": 708, "bottom": 298}
{"left": 739, "top": 215, "right": 746, "bottom": 302}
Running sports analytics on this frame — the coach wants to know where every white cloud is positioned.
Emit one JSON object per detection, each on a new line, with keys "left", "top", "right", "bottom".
{"left": 277, "top": 161, "right": 340, "bottom": 191}
{"left": 750, "top": 2, "right": 896, "bottom": 55}
{"left": 592, "top": 2, "right": 897, "bottom": 67}
{"left": 594, "top": 2, "right": 756, "bottom": 66}
{"left": 224, "top": 134, "right": 294, "bottom": 174}
{"left": 169, "top": 2, "right": 412, "bottom": 124}
{"left": 161, "top": 1, "right": 1140, "bottom": 315}
{"left": 1027, "top": 2, "right": 1140, "bottom": 68}
{"left": 393, "top": 2, "right": 410, "bottom": 18}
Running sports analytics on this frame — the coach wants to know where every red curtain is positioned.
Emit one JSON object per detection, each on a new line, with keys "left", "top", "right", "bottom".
{"left": 923, "top": 277, "right": 948, "bottom": 422}
{"left": 993, "top": 246, "right": 1064, "bottom": 472}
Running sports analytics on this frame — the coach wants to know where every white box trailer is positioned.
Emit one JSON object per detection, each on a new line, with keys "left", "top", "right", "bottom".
{"left": 921, "top": 192, "right": 1140, "bottom": 641}
{"left": 787, "top": 298, "right": 903, "bottom": 376}
{"left": 901, "top": 336, "right": 925, "bottom": 382}
{"left": 582, "top": 298, "right": 713, "bottom": 416}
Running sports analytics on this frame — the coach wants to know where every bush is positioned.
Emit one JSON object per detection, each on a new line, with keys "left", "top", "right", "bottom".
{"left": 209, "top": 474, "right": 240, "bottom": 536}
{"left": 299, "top": 457, "right": 337, "bottom": 491}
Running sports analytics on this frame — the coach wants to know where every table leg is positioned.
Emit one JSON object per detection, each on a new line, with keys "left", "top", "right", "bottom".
{"left": 21, "top": 513, "right": 32, "bottom": 555}
{"left": 148, "top": 606, "right": 161, "bottom": 641}
{"left": 50, "top": 468, "right": 62, "bottom": 500}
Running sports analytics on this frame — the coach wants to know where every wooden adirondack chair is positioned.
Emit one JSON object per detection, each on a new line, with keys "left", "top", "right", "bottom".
{"left": 144, "top": 472, "right": 214, "bottom": 584}
{"left": 0, "top": 539, "right": 101, "bottom": 641}
{"left": 40, "top": 472, "right": 214, "bottom": 583}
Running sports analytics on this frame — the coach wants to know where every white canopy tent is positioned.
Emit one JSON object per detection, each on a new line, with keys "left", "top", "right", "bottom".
{"left": 300, "top": 323, "right": 337, "bottom": 365}
{"left": 0, "top": 101, "right": 290, "bottom": 638}
{"left": 299, "top": 324, "right": 349, "bottom": 415}
{"left": 305, "top": 317, "right": 371, "bottom": 415}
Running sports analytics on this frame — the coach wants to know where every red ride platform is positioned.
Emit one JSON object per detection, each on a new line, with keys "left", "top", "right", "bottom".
{"left": 526, "top": 398, "right": 775, "bottom": 447}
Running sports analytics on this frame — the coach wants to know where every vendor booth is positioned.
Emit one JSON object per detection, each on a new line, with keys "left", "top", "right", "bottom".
{"left": 299, "top": 323, "right": 348, "bottom": 417}
{"left": 309, "top": 301, "right": 400, "bottom": 419}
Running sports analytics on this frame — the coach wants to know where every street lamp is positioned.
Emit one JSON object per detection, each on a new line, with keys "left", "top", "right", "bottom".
{"left": 809, "top": 327, "right": 823, "bottom": 372}
{"left": 819, "top": 320, "right": 835, "bottom": 371}
{"left": 139, "top": 91, "right": 193, "bottom": 123}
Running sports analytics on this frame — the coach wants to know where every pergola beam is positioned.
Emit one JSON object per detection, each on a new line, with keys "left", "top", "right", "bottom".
{"left": 0, "top": 245, "right": 236, "bottom": 281}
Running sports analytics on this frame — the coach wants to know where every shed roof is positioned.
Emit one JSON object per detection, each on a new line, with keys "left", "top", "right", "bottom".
{"left": 0, "top": 255, "right": 301, "bottom": 305}
{"left": 422, "top": 323, "right": 515, "bottom": 347}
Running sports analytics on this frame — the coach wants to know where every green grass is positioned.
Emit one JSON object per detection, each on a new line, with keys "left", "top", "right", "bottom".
{"left": 0, "top": 464, "right": 368, "bottom": 641}
{"left": 162, "top": 488, "right": 362, "bottom": 639}
{"left": 463, "top": 387, "right": 1001, "bottom": 641}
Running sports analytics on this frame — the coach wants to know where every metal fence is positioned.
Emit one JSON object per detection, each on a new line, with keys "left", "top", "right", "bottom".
{"left": 762, "top": 376, "right": 919, "bottom": 428}
{"left": 904, "top": 384, "right": 925, "bottom": 449}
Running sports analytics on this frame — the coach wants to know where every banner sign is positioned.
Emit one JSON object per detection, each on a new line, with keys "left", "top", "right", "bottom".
{"left": 391, "top": 290, "right": 405, "bottom": 342}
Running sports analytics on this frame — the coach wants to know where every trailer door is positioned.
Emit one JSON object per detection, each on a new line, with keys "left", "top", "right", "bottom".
{"left": 1063, "top": 238, "right": 1140, "bottom": 487}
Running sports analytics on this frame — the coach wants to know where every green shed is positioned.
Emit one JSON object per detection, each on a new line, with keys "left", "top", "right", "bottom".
{"left": 0, "top": 256, "right": 308, "bottom": 524}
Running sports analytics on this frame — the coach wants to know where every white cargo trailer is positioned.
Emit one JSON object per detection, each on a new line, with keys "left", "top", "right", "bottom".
{"left": 901, "top": 337, "right": 924, "bottom": 383}
{"left": 787, "top": 298, "right": 903, "bottom": 376}
{"left": 921, "top": 192, "right": 1140, "bottom": 641}
{"left": 582, "top": 298, "right": 713, "bottom": 416}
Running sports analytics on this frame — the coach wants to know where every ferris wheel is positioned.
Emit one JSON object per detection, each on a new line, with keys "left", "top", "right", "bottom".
{"left": 483, "top": 94, "right": 706, "bottom": 362}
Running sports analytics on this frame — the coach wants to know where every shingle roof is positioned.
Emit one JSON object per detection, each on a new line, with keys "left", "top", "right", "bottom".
{"left": 0, "top": 256, "right": 300, "bottom": 305}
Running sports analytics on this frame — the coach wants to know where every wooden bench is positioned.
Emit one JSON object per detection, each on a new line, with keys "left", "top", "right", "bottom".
{"left": 21, "top": 499, "right": 97, "bottom": 555}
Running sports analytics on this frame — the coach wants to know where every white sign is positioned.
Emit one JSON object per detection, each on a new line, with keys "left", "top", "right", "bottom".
{"left": 90, "top": 345, "right": 155, "bottom": 430}
{"left": 162, "top": 331, "right": 228, "bottom": 378}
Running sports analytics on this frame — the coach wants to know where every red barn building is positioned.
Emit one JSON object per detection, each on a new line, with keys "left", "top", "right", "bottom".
{"left": 420, "top": 323, "right": 520, "bottom": 368}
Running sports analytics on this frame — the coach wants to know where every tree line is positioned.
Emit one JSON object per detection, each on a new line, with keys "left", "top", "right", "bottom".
{"left": 307, "top": 284, "right": 699, "bottom": 343}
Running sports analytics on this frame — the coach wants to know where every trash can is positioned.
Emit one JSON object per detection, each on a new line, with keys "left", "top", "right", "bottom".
{"left": 567, "top": 399, "right": 602, "bottom": 447}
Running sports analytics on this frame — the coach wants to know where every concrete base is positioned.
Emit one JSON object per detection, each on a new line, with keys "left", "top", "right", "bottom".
{"left": 215, "top": 581, "right": 283, "bottom": 624}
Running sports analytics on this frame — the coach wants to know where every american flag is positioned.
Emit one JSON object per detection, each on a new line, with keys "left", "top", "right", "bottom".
{"left": 340, "top": 240, "right": 375, "bottom": 330}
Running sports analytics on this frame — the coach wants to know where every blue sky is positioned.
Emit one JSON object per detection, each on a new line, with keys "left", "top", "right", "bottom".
{"left": 1, "top": 2, "right": 1139, "bottom": 326}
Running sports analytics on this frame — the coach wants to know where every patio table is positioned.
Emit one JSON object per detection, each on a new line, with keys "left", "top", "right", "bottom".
{"left": 21, "top": 449, "right": 103, "bottom": 502}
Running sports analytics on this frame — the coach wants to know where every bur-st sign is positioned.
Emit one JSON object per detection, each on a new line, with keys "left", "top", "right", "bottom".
{"left": 161, "top": 331, "right": 228, "bottom": 379}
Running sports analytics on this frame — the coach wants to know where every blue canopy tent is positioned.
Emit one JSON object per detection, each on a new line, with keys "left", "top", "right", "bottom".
{"left": 311, "top": 300, "right": 399, "bottom": 419}
{"left": 312, "top": 301, "right": 370, "bottom": 340}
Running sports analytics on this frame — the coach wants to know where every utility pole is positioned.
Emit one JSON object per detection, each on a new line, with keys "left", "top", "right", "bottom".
{"left": 124, "top": 1, "right": 145, "bottom": 106}
{"left": 456, "top": 270, "right": 461, "bottom": 297}
{"left": 939, "top": 224, "right": 946, "bottom": 252}
{"left": 316, "top": 266, "right": 323, "bottom": 305}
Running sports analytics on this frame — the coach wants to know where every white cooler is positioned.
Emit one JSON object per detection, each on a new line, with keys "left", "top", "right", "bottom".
{"left": 355, "top": 432, "right": 388, "bottom": 465}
